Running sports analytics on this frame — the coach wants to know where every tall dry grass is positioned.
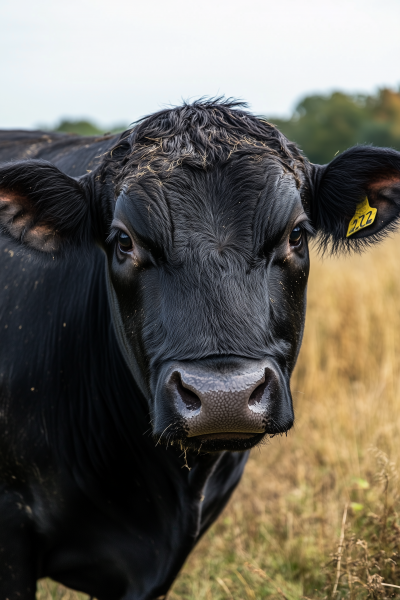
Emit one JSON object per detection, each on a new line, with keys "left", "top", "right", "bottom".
{"left": 38, "top": 235, "right": 400, "bottom": 600}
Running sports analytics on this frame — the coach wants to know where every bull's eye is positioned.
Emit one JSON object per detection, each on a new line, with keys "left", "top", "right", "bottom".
{"left": 117, "top": 231, "right": 133, "bottom": 253}
{"left": 289, "top": 226, "right": 303, "bottom": 247}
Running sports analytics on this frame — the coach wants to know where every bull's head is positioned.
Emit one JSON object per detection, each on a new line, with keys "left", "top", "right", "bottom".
{"left": 1, "top": 101, "right": 400, "bottom": 452}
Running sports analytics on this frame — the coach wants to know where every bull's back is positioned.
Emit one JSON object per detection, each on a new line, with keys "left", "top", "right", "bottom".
{"left": 0, "top": 129, "right": 118, "bottom": 176}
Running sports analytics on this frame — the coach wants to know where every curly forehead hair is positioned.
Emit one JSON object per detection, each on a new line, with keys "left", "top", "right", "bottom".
{"left": 100, "top": 98, "right": 306, "bottom": 193}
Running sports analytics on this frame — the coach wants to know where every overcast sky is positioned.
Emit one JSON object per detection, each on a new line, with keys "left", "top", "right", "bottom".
{"left": 1, "top": 0, "right": 399, "bottom": 130}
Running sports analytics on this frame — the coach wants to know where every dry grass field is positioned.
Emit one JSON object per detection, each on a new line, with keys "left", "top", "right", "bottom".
{"left": 37, "top": 235, "right": 400, "bottom": 600}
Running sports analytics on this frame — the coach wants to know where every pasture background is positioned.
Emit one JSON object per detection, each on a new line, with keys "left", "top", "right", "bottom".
{"left": 37, "top": 220, "right": 400, "bottom": 598}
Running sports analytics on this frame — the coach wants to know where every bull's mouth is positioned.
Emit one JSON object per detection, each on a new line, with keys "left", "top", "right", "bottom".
{"left": 183, "top": 431, "right": 266, "bottom": 452}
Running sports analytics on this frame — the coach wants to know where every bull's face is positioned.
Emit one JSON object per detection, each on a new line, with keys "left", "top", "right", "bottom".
{"left": 105, "top": 158, "right": 310, "bottom": 451}
{"left": 1, "top": 102, "right": 400, "bottom": 453}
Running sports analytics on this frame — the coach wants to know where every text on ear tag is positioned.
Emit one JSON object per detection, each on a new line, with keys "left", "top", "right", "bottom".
{"left": 346, "top": 197, "right": 377, "bottom": 237}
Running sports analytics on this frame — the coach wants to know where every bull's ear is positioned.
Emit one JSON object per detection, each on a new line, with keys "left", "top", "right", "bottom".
{"left": 0, "top": 160, "right": 95, "bottom": 254}
{"left": 310, "top": 146, "right": 400, "bottom": 252}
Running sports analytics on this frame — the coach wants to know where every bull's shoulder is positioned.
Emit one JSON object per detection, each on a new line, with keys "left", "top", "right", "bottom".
{"left": 0, "top": 129, "right": 119, "bottom": 176}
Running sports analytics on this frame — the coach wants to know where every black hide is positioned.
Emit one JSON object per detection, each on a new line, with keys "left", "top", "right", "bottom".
{"left": 0, "top": 101, "right": 400, "bottom": 600}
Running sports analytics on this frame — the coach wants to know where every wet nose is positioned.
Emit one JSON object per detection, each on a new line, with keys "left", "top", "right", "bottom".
{"left": 166, "top": 359, "right": 280, "bottom": 437}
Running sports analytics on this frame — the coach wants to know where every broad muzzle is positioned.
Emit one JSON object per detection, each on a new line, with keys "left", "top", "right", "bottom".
{"left": 156, "top": 356, "right": 293, "bottom": 442}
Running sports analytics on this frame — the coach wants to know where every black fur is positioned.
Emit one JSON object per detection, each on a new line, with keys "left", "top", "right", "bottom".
{"left": 0, "top": 99, "right": 399, "bottom": 599}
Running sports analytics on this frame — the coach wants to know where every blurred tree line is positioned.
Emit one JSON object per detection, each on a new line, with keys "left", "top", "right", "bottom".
{"left": 52, "top": 88, "right": 400, "bottom": 165}
{"left": 270, "top": 87, "right": 400, "bottom": 164}
{"left": 53, "top": 119, "right": 127, "bottom": 137}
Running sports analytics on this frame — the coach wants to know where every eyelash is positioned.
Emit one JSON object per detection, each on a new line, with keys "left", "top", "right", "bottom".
{"left": 106, "top": 227, "right": 121, "bottom": 246}
{"left": 298, "top": 220, "right": 315, "bottom": 237}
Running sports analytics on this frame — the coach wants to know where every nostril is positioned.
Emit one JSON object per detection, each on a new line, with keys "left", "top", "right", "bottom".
{"left": 248, "top": 369, "right": 273, "bottom": 413}
{"left": 248, "top": 380, "right": 268, "bottom": 406}
{"left": 171, "top": 372, "right": 201, "bottom": 412}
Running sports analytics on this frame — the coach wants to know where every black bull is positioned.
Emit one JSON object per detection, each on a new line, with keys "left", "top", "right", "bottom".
{"left": 0, "top": 101, "right": 400, "bottom": 599}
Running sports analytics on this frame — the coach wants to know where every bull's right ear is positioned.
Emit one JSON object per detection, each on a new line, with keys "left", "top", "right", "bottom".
{"left": 0, "top": 160, "right": 97, "bottom": 255}
{"left": 309, "top": 146, "right": 400, "bottom": 253}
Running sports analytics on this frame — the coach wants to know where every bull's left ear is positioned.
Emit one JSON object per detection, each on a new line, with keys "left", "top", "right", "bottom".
{"left": 0, "top": 160, "right": 99, "bottom": 255}
{"left": 309, "top": 146, "right": 400, "bottom": 251}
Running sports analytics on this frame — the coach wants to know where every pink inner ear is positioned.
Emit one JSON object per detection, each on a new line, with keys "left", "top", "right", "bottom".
{"left": 368, "top": 173, "right": 400, "bottom": 192}
{"left": 367, "top": 172, "right": 400, "bottom": 213}
{"left": 0, "top": 189, "right": 58, "bottom": 249}
{"left": 0, "top": 192, "right": 27, "bottom": 224}
{"left": 0, "top": 190, "right": 30, "bottom": 208}
{"left": 0, "top": 191, "right": 20, "bottom": 202}
{"left": 24, "top": 224, "right": 59, "bottom": 252}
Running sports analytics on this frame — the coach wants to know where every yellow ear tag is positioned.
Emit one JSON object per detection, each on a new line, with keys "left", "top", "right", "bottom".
{"left": 346, "top": 196, "right": 377, "bottom": 237}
